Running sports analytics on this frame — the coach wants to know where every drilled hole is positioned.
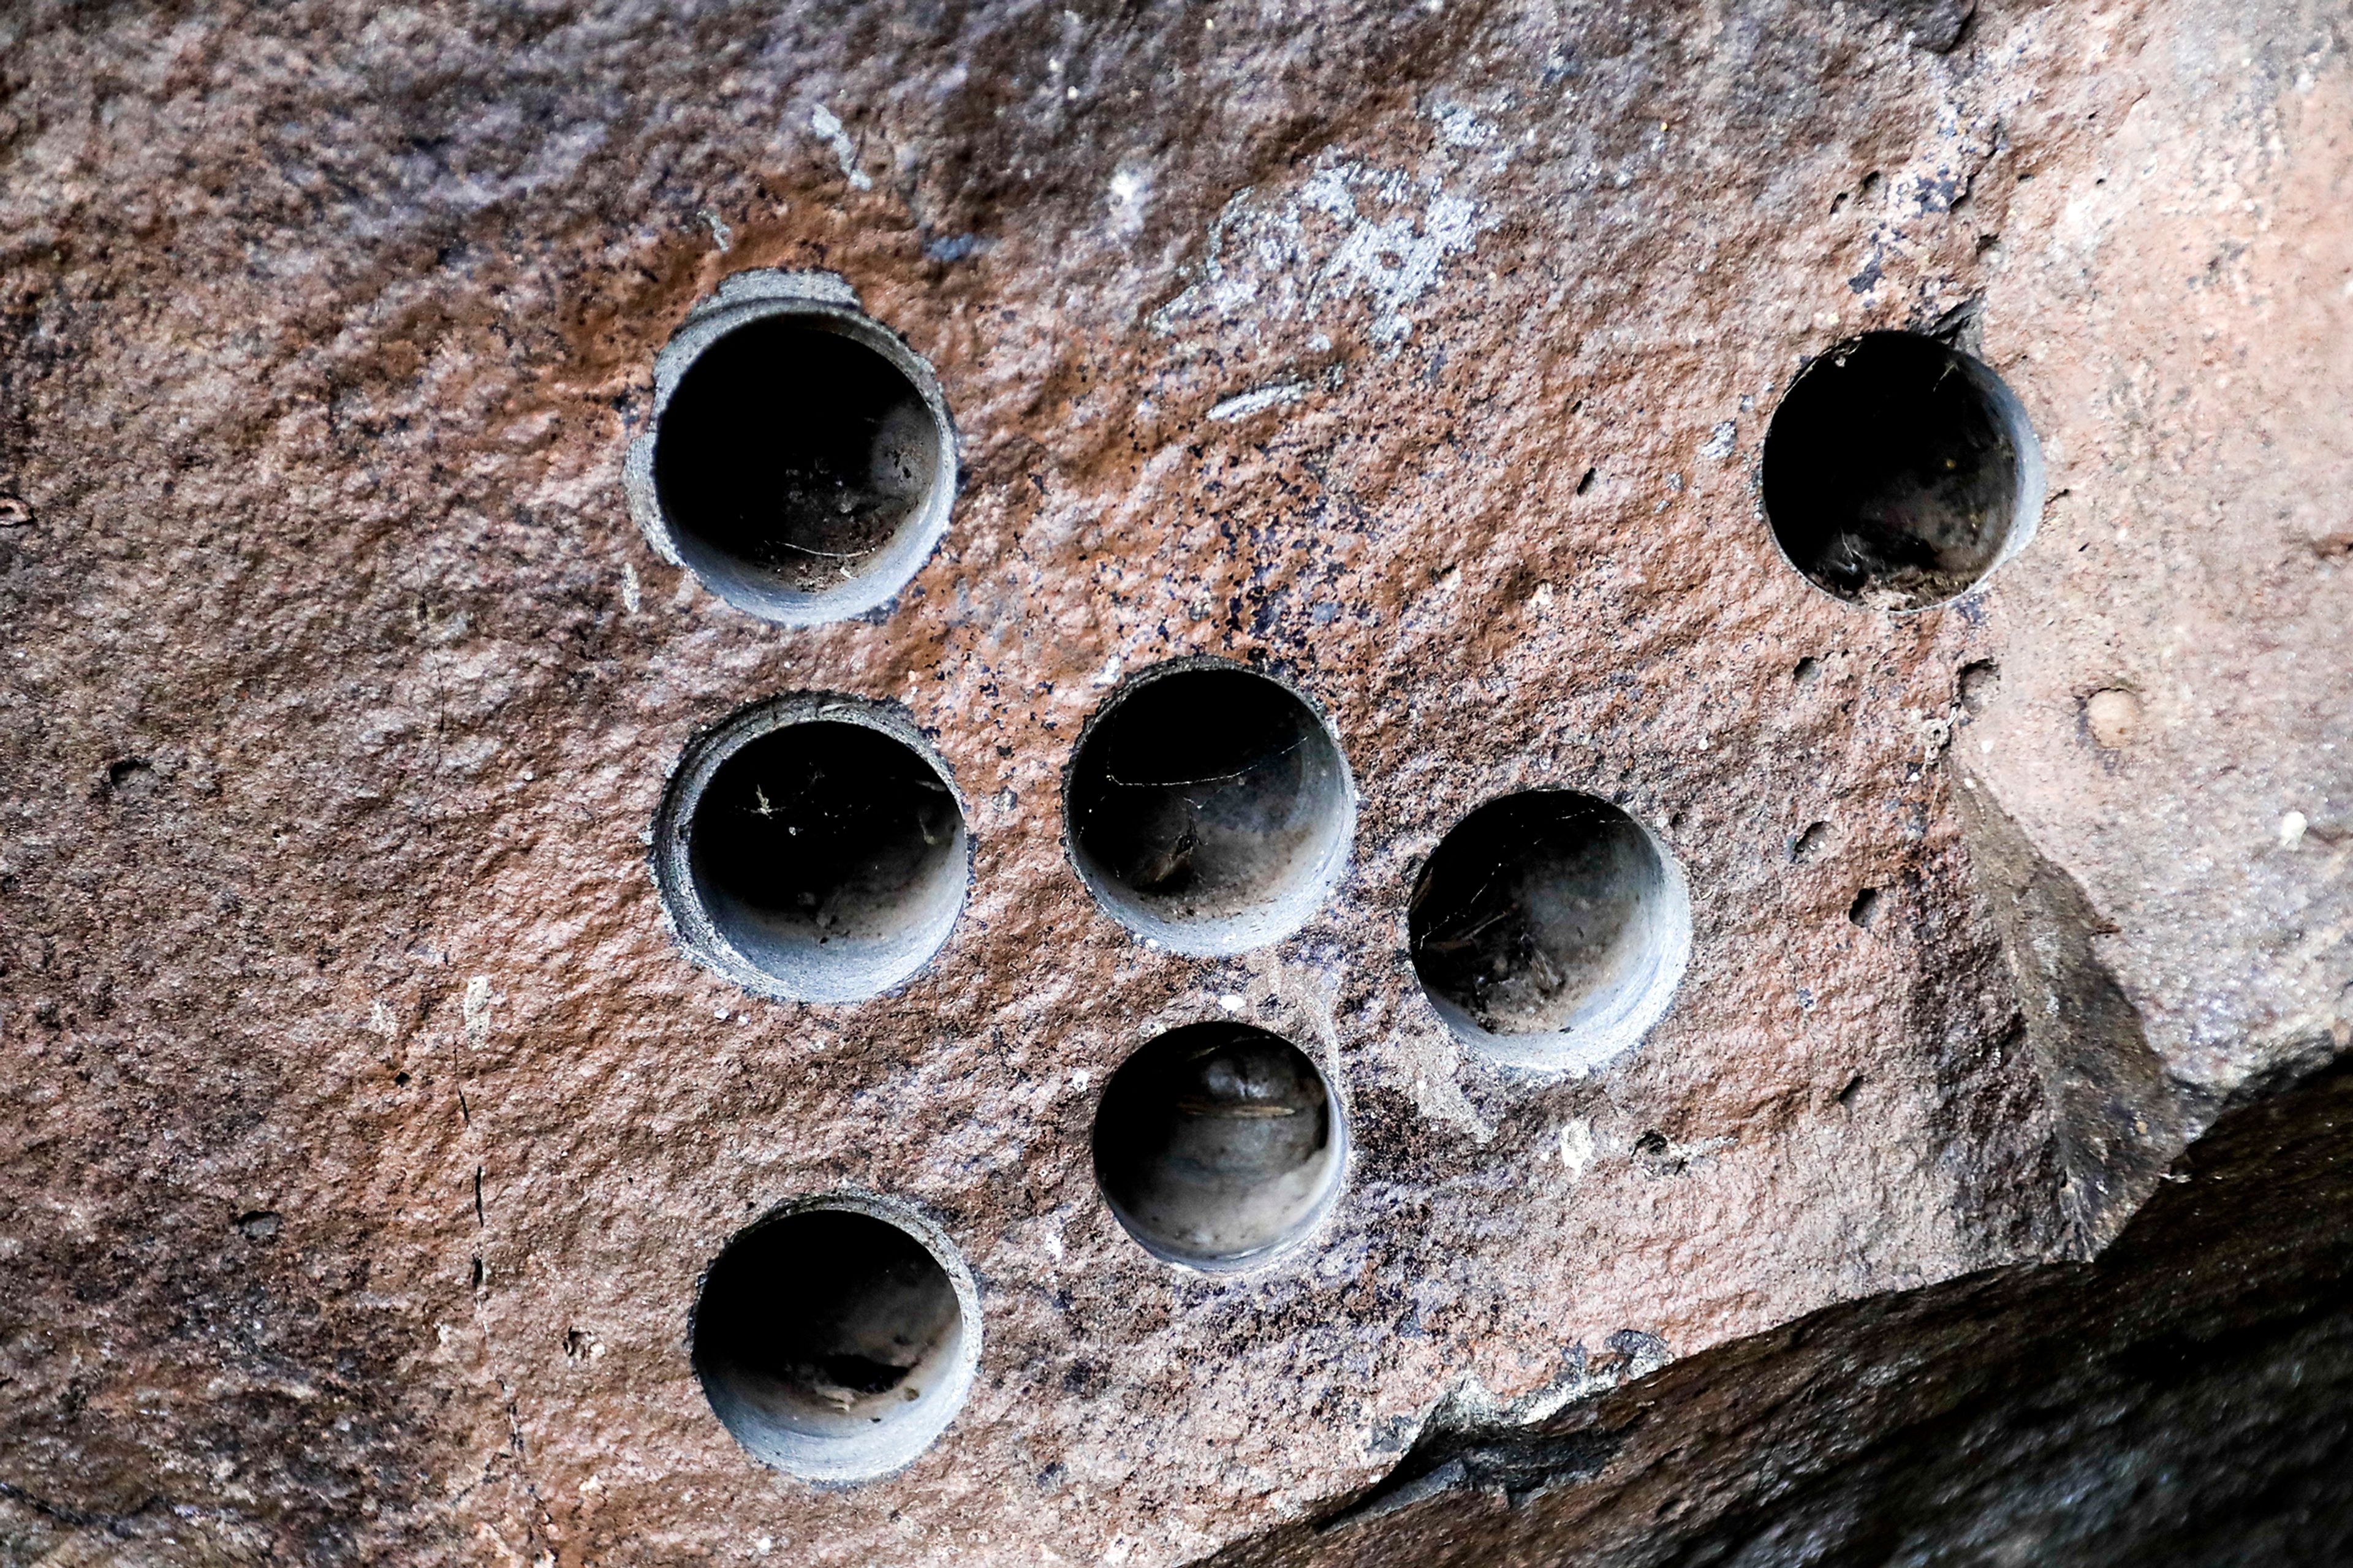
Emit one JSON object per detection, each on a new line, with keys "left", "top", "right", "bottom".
{"left": 1408, "top": 791, "right": 1691, "bottom": 1071}
{"left": 693, "top": 1200, "right": 978, "bottom": 1481}
{"left": 632, "top": 277, "right": 956, "bottom": 625}
{"left": 1091, "top": 1022, "right": 1346, "bottom": 1270}
{"left": 1762, "top": 331, "right": 2043, "bottom": 610}
{"left": 1064, "top": 661, "right": 1354, "bottom": 955}
{"left": 654, "top": 696, "right": 967, "bottom": 1002}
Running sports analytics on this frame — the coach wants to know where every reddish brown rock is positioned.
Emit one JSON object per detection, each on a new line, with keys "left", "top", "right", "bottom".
{"left": 1, "top": 0, "right": 2346, "bottom": 1564}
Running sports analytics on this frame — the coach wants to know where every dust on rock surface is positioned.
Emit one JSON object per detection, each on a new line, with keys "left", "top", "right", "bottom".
{"left": 0, "top": 0, "right": 2346, "bottom": 1565}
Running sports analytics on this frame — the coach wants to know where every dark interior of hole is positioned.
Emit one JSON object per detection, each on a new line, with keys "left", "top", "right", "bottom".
{"left": 1067, "top": 670, "right": 1338, "bottom": 917}
{"left": 1409, "top": 793, "right": 1659, "bottom": 1036}
{"left": 694, "top": 1209, "right": 960, "bottom": 1426}
{"left": 1761, "top": 331, "right": 2019, "bottom": 608}
{"left": 688, "top": 721, "right": 959, "bottom": 949}
{"left": 1092, "top": 1022, "right": 1336, "bottom": 1262}
{"left": 653, "top": 316, "right": 938, "bottom": 596}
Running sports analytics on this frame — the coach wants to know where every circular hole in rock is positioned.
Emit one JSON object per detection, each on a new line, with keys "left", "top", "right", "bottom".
{"left": 1064, "top": 661, "right": 1354, "bottom": 955}
{"left": 1091, "top": 1022, "right": 1346, "bottom": 1270}
{"left": 1408, "top": 791, "right": 1691, "bottom": 1072}
{"left": 692, "top": 1200, "right": 979, "bottom": 1481}
{"left": 646, "top": 302, "right": 954, "bottom": 624}
{"left": 1761, "top": 331, "right": 2044, "bottom": 611}
{"left": 654, "top": 697, "right": 967, "bottom": 1002}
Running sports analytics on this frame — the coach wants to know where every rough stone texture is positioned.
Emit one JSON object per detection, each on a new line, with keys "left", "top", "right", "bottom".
{"left": 0, "top": 1, "right": 2346, "bottom": 1565}
{"left": 1206, "top": 1056, "right": 2353, "bottom": 1567}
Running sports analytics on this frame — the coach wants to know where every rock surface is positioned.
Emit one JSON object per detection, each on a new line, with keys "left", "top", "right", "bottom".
{"left": 1206, "top": 1056, "right": 2353, "bottom": 1567}
{"left": 0, "top": 0, "right": 2346, "bottom": 1564}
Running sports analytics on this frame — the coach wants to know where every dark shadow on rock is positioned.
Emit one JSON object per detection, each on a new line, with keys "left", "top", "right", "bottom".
{"left": 1955, "top": 783, "right": 2187, "bottom": 1255}
{"left": 1195, "top": 1051, "right": 2353, "bottom": 1568}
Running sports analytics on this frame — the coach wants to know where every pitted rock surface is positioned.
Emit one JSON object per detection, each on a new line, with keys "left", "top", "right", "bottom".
{"left": 1, "top": 0, "right": 2347, "bottom": 1564}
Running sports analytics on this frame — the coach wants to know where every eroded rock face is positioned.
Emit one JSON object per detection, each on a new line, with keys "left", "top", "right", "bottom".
{"left": 0, "top": 0, "right": 2344, "bottom": 1564}
{"left": 1205, "top": 1059, "right": 2353, "bottom": 1567}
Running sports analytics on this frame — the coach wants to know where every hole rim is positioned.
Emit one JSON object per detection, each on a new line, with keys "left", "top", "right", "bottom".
{"left": 1060, "top": 655, "right": 1357, "bottom": 958}
{"left": 1759, "top": 330, "right": 2045, "bottom": 614}
{"left": 651, "top": 691, "right": 971, "bottom": 1004}
{"left": 1089, "top": 1020, "right": 1352, "bottom": 1274}
{"left": 623, "top": 269, "right": 960, "bottom": 627}
{"left": 1405, "top": 787, "right": 1693, "bottom": 1074}
{"left": 689, "top": 1192, "right": 983, "bottom": 1483}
